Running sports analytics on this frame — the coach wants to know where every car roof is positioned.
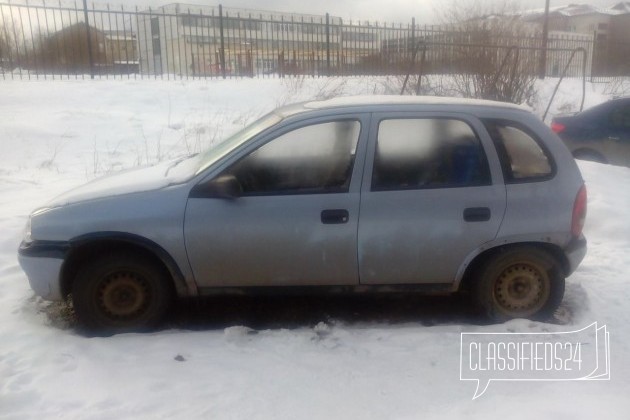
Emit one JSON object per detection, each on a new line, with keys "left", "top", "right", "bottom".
{"left": 570, "top": 96, "right": 630, "bottom": 117}
{"left": 301, "top": 95, "right": 529, "bottom": 112}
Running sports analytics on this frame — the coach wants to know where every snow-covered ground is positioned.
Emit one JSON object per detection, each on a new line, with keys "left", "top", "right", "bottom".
{"left": 1, "top": 77, "right": 629, "bottom": 419}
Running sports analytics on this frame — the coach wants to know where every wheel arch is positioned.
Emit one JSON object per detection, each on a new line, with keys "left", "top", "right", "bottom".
{"left": 456, "top": 241, "right": 569, "bottom": 293}
{"left": 572, "top": 147, "right": 607, "bottom": 163}
{"left": 60, "top": 232, "right": 190, "bottom": 299}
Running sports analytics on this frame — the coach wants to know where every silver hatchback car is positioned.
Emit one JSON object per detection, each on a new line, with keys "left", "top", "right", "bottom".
{"left": 18, "top": 96, "right": 587, "bottom": 332}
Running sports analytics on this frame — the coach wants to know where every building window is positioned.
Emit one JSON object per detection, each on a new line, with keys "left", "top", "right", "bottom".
{"left": 150, "top": 17, "right": 160, "bottom": 37}
{"left": 152, "top": 38, "right": 161, "bottom": 55}
{"left": 242, "top": 20, "right": 261, "bottom": 31}
{"left": 342, "top": 32, "right": 377, "bottom": 43}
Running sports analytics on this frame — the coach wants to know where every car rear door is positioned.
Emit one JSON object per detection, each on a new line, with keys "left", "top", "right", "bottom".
{"left": 357, "top": 112, "right": 507, "bottom": 285}
{"left": 184, "top": 114, "right": 369, "bottom": 289}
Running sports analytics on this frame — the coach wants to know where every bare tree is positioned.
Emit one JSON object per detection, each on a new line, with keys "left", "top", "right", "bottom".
{"left": 1, "top": 15, "right": 15, "bottom": 69}
{"left": 401, "top": 0, "right": 540, "bottom": 105}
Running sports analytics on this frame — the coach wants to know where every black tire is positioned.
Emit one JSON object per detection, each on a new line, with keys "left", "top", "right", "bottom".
{"left": 72, "top": 253, "right": 173, "bottom": 333}
{"left": 473, "top": 247, "right": 564, "bottom": 322}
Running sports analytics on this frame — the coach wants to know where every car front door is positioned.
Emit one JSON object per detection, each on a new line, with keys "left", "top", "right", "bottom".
{"left": 357, "top": 112, "right": 507, "bottom": 285}
{"left": 605, "top": 101, "right": 630, "bottom": 166}
{"left": 184, "top": 115, "right": 368, "bottom": 289}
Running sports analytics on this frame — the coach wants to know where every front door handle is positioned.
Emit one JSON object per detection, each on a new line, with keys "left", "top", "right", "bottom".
{"left": 321, "top": 209, "right": 349, "bottom": 224}
{"left": 463, "top": 207, "right": 491, "bottom": 222}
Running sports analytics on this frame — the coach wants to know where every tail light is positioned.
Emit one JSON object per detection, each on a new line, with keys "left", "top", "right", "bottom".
{"left": 571, "top": 185, "right": 587, "bottom": 237}
{"left": 551, "top": 121, "right": 566, "bottom": 133}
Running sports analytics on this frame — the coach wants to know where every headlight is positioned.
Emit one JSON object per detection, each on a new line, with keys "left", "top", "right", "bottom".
{"left": 23, "top": 208, "right": 51, "bottom": 245}
{"left": 23, "top": 216, "right": 32, "bottom": 244}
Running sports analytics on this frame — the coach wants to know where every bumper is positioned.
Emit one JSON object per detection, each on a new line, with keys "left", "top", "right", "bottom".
{"left": 18, "top": 240, "right": 70, "bottom": 301}
{"left": 565, "top": 235, "right": 587, "bottom": 276}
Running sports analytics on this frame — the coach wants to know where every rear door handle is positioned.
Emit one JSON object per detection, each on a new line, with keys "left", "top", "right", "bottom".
{"left": 463, "top": 207, "right": 491, "bottom": 222}
{"left": 321, "top": 209, "right": 349, "bottom": 224}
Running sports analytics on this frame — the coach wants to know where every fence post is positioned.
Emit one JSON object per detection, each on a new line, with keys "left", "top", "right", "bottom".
{"left": 411, "top": 17, "right": 415, "bottom": 63}
{"left": 219, "top": 4, "right": 226, "bottom": 79}
{"left": 82, "top": 0, "right": 95, "bottom": 79}
{"left": 538, "top": 0, "right": 550, "bottom": 79}
{"left": 325, "top": 13, "right": 330, "bottom": 76}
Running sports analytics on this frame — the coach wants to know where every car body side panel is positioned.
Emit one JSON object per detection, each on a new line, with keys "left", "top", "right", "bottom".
{"left": 29, "top": 186, "right": 197, "bottom": 295}
{"left": 451, "top": 233, "right": 587, "bottom": 291}
{"left": 498, "top": 181, "right": 576, "bottom": 242}
{"left": 358, "top": 186, "right": 506, "bottom": 284}
{"left": 563, "top": 136, "right": 630, "bottom": 166}
{"left": 185, "top": 193, "right": 362, "bottom": 287}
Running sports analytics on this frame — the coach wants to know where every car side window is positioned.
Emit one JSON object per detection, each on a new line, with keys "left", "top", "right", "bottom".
{"left": 609, "top": 104, "right": 630, "bottom": 129}
{"left": 220, "top": 120, "right": 360, "bottom": 195}
{"left": 483, "top": 119, "right": 553, "bottom": 182}
{"left": 371, "top": 118, "right": 490, "bottom": 191}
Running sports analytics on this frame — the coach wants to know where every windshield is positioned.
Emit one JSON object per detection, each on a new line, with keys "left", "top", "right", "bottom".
{"left": 196, "top": 112, "right": 283, "bottom": 174}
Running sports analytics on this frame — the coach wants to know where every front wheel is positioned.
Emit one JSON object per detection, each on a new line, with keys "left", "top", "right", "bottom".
{"left": 473, "top": 247, "right": 564, "bottom": 322}
{"left": 72, "top": 254, "right": 173, "bottom": 333}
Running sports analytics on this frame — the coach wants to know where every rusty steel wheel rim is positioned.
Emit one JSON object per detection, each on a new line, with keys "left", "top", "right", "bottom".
{"left": 494, "top": 263, "right": 549, "bottom": 316}
{"left": 97, "top": 271, "right": 150, "bottom": 320}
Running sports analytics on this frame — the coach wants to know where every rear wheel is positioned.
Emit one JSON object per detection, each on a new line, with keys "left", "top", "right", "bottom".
{"left": 473, "top": 247, "right": 564, "bottom": 321}
{"left": 72, "top": 254, "right": 173, "bottom": 333}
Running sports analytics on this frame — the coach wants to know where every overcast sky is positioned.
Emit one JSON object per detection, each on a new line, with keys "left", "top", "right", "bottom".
{"left": 9, "top": 0, "right": 623, "bottom": 24}
{"left": 112, "top": 0, "right": 621, "bottom": 24}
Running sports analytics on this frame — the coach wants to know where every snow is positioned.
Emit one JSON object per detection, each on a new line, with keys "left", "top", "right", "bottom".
{"left": 522, "top": 3, "right": 625, "bottom": 18}
{"left": 1, "top": 76, "right": 630, "bottom": 419}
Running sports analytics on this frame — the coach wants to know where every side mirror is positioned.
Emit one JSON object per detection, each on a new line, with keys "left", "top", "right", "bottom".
{"left": 190, "top": 175, "right": 243, "bottom": 199}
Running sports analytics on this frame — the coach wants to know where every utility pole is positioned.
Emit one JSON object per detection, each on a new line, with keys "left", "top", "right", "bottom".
{"left": 219, "top": 4, "right": 226, "bottom": 79}
{"left": 326, "top": 13, "right": 331, "bottom": 76}
{"left": 538, "top": 0, "right": 550, "bottom": 79}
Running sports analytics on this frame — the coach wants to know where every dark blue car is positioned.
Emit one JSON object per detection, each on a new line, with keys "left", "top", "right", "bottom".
{"left": 551, "top": 97, "right": 630, "bottom": 167}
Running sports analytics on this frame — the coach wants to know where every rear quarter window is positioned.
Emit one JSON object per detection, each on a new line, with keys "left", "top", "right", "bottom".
{"left": 483, "top": 119, "right": 554, "bottom": 182}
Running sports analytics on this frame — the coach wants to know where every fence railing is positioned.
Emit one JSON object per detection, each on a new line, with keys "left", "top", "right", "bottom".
{"left": 0, "top": 1, "right": 626, "bottom": 81}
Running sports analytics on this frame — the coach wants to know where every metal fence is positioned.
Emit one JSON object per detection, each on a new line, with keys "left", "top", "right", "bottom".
{"left": 0, "top": 1, "right": 625, "bottom": 81}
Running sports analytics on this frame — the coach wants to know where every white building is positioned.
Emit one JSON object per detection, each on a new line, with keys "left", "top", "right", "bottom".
{"left": 136, "top": 3, "right": 383, "bottom": 76}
